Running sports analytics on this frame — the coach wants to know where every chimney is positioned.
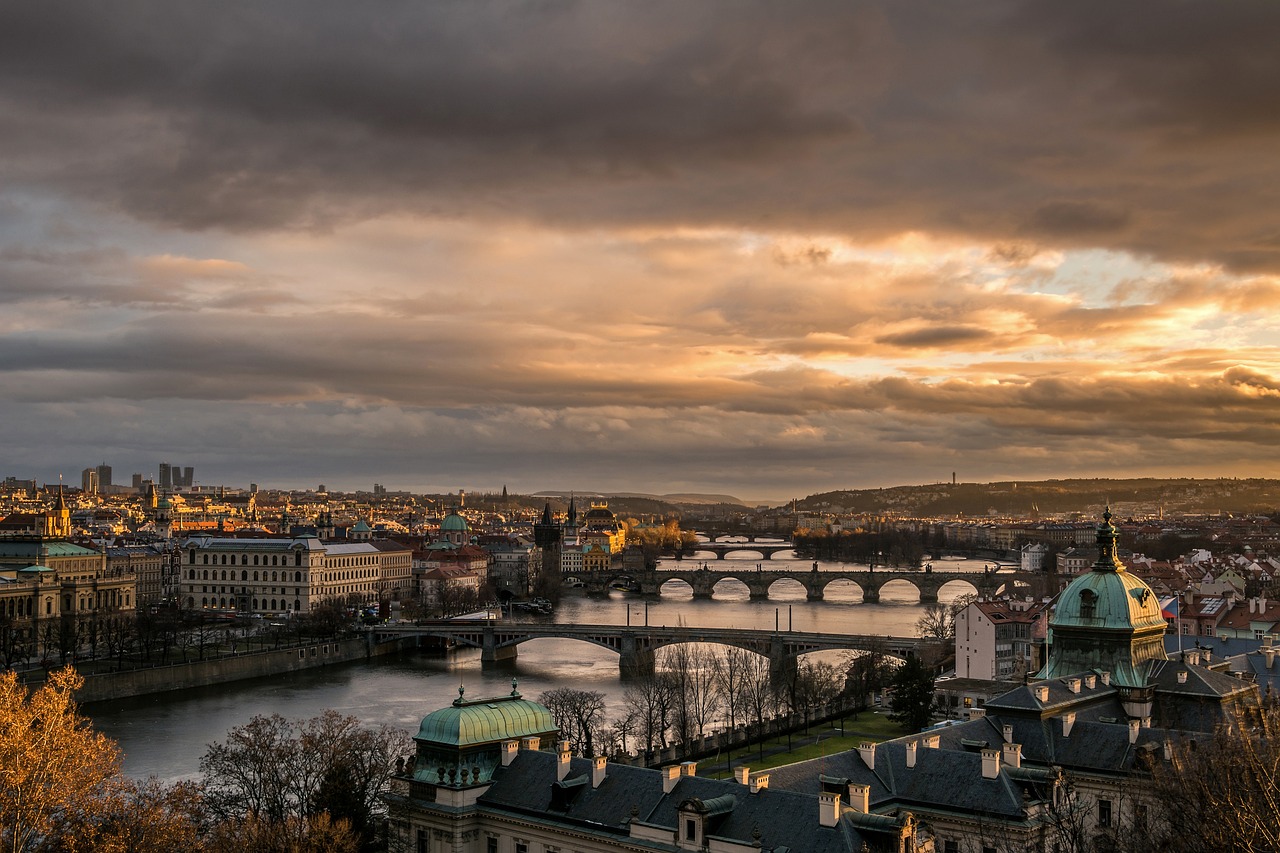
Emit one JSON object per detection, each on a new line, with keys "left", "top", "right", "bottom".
{"left": 1034, "top": 685, "right": 1050, "bottom": 702}
{"left": 1203, "top": 649, "right": 1212, "bottom": 663}
{"left": 922, "top": 734, "right": 941, "bottom": 750}
{"left": 1002, "top": 742, "right": 1022, "bottom": 769}
{"left": 905, "top": 741, "right": 918, "bottom": 768}
{"left": 735, "top": 766, "right": 750, "bottom": 785}
{"left": 1185, "top": 650, "right": 1200, "bottom": 666}
{"left": 1084, "top": 674, "right": 1097, "bottom": 689}
{"left": 1100, "top": 671, "right": 1111, "bottom": 686}
{"left": 749, "top": 773, "right": 769, "bottom": 794}
{"left": 1002, "top": 724, "right": 1014, "bottom": 744}
{"left": 520, "top": 736, "right": 540, "bottom": 752}
{"left": 1163, "top": 740, "right": 1173, "bottom": 761}
{"left": 847, "top": 783, "right": 870, "bottom": 814}
{"left": 1066, "top": 677, "right": 1081, "bottom": 694}
{"left": 556, "top": 740, "right": 572, "bottom": 782}
{"left": 981, "top": 748, "right": 1001, "bottom": 779}
{"left": 857, "top": 742, "right": 876, "bottom": 769}
{"left": 818, "top": 792, "right": 841, "bottom": 827}
{"left": 662, "top": 765, "right": 681, "bottom": 794}
{"left": 1128, "top": 719, "right": 1141, "bottom": 744}
{"left": 680, "top": 761, "right": 697, "bottom": 777}
{"left": 1177, "top": 670, "right": 1188, "bottom": 684}
{"left": 501, "top": 740, "right": 519, "bottom": 767}
{"left": 1250, "top": 597, "right": 1257, "bottom": 614}
{"left": 1265, "top": 649, "right": 1276, "bottom": 668}
{"left": 1061, "top": 713, "right": 1076, "bottom": 738}
{"left": 592, "top": 755, "right": 607, "bottom": 788}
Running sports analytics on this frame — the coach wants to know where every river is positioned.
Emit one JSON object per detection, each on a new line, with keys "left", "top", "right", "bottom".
{"left": 88, "top": 551, "right": 993, "bottom": 782}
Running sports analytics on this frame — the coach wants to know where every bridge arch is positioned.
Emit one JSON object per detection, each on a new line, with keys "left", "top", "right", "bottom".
{"left": 874, "top": 577, "right": 925, "bottom": 603}
{"left": 763, "top": 577, "right": 809, "bottom": 599}
{"left": 658, "top": 577, "right": 696, "bottom": 596}
{"left": 935, "top": 577, "right": 981, "bottom": 601}
{"left": 817, "top": 577, "right": 866, "bottom": 600}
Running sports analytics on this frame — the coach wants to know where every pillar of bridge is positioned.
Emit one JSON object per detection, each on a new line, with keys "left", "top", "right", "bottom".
{"left": 918, "top": 587, "right": 939, "bottom": 604}
{"left": 619, "top": 633, "right": 656, "bottom": 679}
{"left": 480, "top": 627, "right": 517, "bottom": 664}
{"left": 689, "top": 573, "right": 717, "bottom": 599}
{"left": 805, "top": 577, "right": 824, "bottom": 602}
{"left": 745, "top": 578, "right": 770, "bottom": 600}
{"left": 715, "top": 551, "right": 728, "bottom": 560}
{"left": 861, "top": 583, "right": 881, "bottom": 604}
{"left": 768, "top": 638, "right": 797, "bottom": 683}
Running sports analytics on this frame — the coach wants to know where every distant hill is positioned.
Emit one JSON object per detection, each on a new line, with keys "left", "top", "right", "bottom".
{"left": 531, "top": 491, "right": 750, "bottom": 507}
{"left": 797, "top": 478, "right": 1280, "bottom": 518}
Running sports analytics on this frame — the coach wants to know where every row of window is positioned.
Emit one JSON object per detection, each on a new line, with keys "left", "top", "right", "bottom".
{"left": 192, "top": 551, "right": 303, "bottom": 567}
{"left": 188, "top": 569, "right": 305, "bottom": 582}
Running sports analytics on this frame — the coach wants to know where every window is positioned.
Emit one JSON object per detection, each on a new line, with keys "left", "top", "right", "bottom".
{"left": 944, "top": 842, "right": 959, "bottom": 853}
{"left": 515, "top": 844, "right": 528, "bottom": 853}
{"left": 1079, "top": 589, "right": 1097, "bottom": 620}
{"left": 416, "top": 829, "right": 429, "bottom": 853}
{"left": 487, "top": 840, "right": 497, "bottom": 853}
{"left": 1098, "top": 798, "right": 1112, "bottom": 828}
{"left": 685, "top": 818, "right": 696, "bottom": 841}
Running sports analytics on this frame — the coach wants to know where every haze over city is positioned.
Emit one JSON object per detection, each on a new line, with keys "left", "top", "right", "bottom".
{"left": 3, "top": 2, "right": 1279, "bottom": 498}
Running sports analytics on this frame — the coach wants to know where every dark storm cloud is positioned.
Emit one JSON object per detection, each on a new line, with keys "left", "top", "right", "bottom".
{"left": 874, "top": 326, "right": 994, "bottom": 350}
{"left": 1, "top": 2, "right": 1278, "bottom": 269}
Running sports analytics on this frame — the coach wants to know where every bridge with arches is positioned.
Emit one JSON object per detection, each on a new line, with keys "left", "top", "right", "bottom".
{"left": 578, "top": 567, "right": 1017, "bottom": 603}
{"left": 675, "top": 541, "right": 797, "bottom": 560}
{"left": 368, "top": 620, "right": 922, "bottom": 679}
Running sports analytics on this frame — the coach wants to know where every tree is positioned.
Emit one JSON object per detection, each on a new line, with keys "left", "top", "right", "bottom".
{"left": 0, "top": 668, "right": 202, "bottom": 853}
{"left": 200, "top": 710, "right": 408, "bottom": 852}
{"left": 538, "top": 688, "right": 608, "bottom": 758}
{"left": 887, "top": 654, "right": 935, "bottom": 733}
{"left": 714, "top": 646, "right": 755, "bottom": 732}
{"left": 1142, "top": 704, "right": 1280, "bottom": 853}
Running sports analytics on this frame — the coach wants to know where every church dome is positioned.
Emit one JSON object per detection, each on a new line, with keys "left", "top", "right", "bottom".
{"left": 1052, "top": 562, "right": 1166, "bottom": 633}
{"left": 440, "top": 511, "right": 469, "bottom": 533}
{"left": 416, "top": 684, "right": 556, "bottom": 748}
{"left": 1039, "top": 509, "right": 1169, "bottom": 688}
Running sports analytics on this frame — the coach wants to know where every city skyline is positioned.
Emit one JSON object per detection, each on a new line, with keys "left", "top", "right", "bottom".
{"left": 3, "top": 2, "right": 1280, "bottom": 500}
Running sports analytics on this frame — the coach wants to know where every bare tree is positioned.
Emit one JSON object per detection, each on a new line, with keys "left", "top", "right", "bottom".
{"left": 538, "top": 687, "right": 608, "bottom": 757}
{"left": 622, "top": 671, "right": 675, "bottom": 755}
{"left": 714, "top": 646, "right": 755, "bottom": 733}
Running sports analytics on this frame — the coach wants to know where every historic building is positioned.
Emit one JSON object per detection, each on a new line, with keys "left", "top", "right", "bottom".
{"left": 386, "top": 683, "right": 925, "bottom": 853}
{"left": 0, "top": 490, "right": 137, "bottom": 638}
{"left": 178, "top": 535, "right": 412, "bottom": 613}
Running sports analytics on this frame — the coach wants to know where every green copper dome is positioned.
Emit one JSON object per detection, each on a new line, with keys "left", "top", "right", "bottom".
{"left": 1038, "top": 509, "right": 1168, "bottom": 687}
{"left": 440, "top": 511, "right": 469, "bottom": 533}
{"left": 415, "top": 683, "right": 556, "bottom": 748}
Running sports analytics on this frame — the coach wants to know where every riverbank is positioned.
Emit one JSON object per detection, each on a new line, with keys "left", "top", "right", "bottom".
{"left": 60, "top": 634, "right": 408, "bottom": 704}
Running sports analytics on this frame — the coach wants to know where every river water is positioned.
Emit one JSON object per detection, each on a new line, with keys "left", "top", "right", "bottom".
{"left": 88, "top": 551, "right": 992, "bottom": 782}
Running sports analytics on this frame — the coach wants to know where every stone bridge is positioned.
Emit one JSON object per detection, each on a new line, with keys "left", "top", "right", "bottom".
{"left": 580, "top": 567, "right": 1018, "bottom": 603}
{"left": 675, "top": 542, "right": 796, "bottom": 560}
{"left": 368, "top": 620, "right": 922, "bottom": 679}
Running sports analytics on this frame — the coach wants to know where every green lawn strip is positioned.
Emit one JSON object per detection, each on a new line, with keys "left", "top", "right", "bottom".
{"left": 703, "top": 714, "right": 908, "bottom": 778}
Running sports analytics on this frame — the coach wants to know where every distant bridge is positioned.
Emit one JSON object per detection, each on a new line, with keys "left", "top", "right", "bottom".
{"left": 675, "top": 542, "right": 796, "bottom": 560}
{"left": 571, "top": 567, "right": 1023, "bottom": 603}
{"left": 368, "top": 621, "right": 923, "bottom": 678}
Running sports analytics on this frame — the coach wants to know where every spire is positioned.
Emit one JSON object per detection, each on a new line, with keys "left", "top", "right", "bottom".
{"left": 541, "top": 502, "right": 553, "bottom": 525}
{"left": 1093, "top": 505, "right": 1122, "bottom": 573}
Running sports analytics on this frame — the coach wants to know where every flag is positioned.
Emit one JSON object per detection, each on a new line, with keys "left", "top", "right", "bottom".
{"left": 1160, "top": 596, "right": 1179, "bottom": 619}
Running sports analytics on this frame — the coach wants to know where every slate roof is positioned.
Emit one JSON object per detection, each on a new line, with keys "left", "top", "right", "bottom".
{"left": 478, "top": 751, "right": 896, "bottom": 852}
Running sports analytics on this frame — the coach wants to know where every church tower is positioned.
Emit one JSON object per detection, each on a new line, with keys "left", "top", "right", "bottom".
{"left": 1037, "top": 508, "right": 1167, "bottom": 718}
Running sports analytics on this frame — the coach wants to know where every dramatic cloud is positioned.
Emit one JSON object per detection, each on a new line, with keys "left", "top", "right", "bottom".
{"left": 1, "top": 1, "right": 1279, "bottom": 497}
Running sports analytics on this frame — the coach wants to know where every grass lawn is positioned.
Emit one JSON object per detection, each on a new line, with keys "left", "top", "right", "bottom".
{"left": 704, "top": 712, "right": 908, "bottom": 778}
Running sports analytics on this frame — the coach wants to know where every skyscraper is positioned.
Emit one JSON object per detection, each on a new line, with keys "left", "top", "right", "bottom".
{"left": 80, "top": 467, "right": 99, "bottom": 494}
{"left": 158, "top": 462, "right": 172, "bottom": 490}
{"left": 96, "top": 463, "right": 112, "bottom": 489}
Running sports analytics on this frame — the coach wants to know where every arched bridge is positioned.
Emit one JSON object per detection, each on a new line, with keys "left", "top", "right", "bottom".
{"left": 369, "top": 621, "right": 922, "bottom": 679}
{"left": 676, "top": 542, "right": 796, "bottom": 560}
{"left": 586, "top": 568, "right": 1021, "bottom": 603}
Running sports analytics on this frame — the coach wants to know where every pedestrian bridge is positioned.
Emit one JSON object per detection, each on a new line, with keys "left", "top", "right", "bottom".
{"left": 368, "top": 621, "right": 922, "bottom": 678}
{"left": 576, "top": 567, "right": 1015, "bottom": 603}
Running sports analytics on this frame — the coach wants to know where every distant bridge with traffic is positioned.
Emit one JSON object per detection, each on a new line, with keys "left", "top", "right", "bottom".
{"left": 565, "top": 566, "right": 1029, "bottom": 603}
{"left": 367, "top": 621, "right": 924, "bottom": 678}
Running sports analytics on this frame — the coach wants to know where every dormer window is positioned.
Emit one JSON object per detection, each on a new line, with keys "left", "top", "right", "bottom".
{"left": 1079, "top": 589, "right": 1097, "bottom": 619}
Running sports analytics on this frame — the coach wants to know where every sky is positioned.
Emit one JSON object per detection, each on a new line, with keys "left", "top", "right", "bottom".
{"left": 2, "top": 1, "right": 1280, "bottom": 504}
